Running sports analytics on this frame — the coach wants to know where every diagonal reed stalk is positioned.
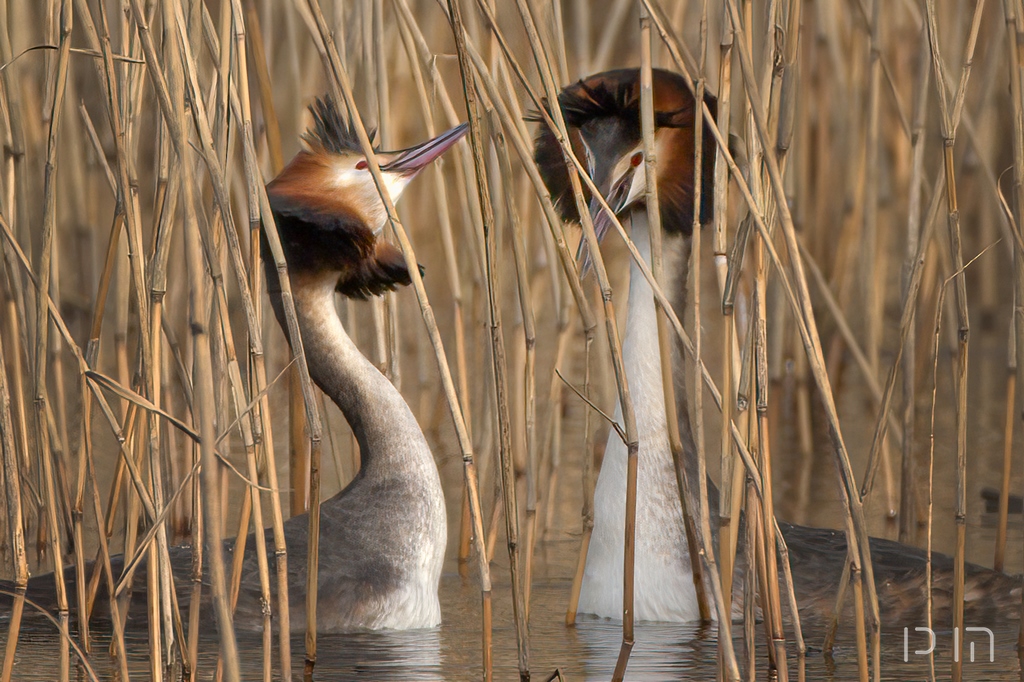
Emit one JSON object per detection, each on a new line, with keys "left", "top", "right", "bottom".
{"left": 391, "top": 0, "right": 478, "bottom": 580}
{"left": 302, "top": 0, "right": 495, "bottom": 676}
{"left": 499, "top": 2, "right": 640, "bottom": 677}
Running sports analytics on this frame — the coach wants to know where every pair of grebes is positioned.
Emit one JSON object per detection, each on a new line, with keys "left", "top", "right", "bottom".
{"left": 13, "top": 68, "right": 1020, "bottom": 633}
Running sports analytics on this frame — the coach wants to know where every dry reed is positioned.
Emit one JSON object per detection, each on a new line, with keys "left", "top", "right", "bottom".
{"left": 1, "top": 2, "right": 1022, "bottom": 681}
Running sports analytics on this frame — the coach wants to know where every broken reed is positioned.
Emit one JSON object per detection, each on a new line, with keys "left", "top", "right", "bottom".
{"left": 0, "top": 1, "right": 1022, "bottom": 681}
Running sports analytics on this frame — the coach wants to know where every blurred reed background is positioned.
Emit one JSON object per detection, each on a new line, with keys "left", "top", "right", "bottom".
{"left": 0, "top": 0, "right": 1022, "bottom": 681}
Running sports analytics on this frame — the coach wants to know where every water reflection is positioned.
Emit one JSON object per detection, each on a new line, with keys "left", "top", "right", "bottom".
{"left": 573, "top": 618, "right": 713, "bottom": 680}
{"left": 295, "top": 628, "right": 441, "bottom": 681}
{"left": 6, "top": 572, "right": 1023, "bottom": 680}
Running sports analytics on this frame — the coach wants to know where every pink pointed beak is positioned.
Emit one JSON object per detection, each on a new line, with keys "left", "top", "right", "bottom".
{"left": 575, "top": 162, "right": 638, "bottom": 276}
{"left": 379, "top": 123, "right": 469, "bottom": 175}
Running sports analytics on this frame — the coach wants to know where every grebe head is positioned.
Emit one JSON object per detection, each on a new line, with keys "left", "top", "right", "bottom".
{"left": 531, "top": 68, "right": 717, "bottom": 270}
{"left": 266, "top": 96, "right": 467, "bottom": 298}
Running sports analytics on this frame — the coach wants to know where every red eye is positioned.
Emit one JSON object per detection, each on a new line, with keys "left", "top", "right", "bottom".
{"left": 356, "top": 159, "right": 368, "bottom": 170}
{"left": 630, "top": 152, "right": 643, "bottom": 167}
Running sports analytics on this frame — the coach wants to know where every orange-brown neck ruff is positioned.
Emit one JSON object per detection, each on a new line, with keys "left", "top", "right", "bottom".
{"left": 530, "top": 67, "right": 717, "bottom": 235}
{"left": 264, "top": 150, "right": 416, "bottom": 300}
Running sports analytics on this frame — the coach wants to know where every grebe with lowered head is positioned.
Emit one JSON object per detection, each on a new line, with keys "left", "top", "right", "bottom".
{"left": 533, "top": 67, "right": 1021, "bottom": 626}
{"left": 6, "top": 97, "right": 468, "bottom": 633}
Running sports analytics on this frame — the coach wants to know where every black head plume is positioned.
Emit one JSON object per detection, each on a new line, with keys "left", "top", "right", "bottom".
{"left": 302, "top": 95, "right": 378, "bottom": 155}
{"left": 529, "top": 68, "right": 718, "bottom": 235}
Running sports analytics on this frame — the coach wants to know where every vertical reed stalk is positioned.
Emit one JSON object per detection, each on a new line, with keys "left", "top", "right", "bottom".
{"left": 451, "top": 19, "right": 530, "bottom": 676}
{"left": 995, "top": 317, "right": 1016, "bottom": 571}
{"left": 494, "top": 120, "right": 539, "bottom": 620}
{"left": 922, "top": 2, "right": 981, "bottom": 677}
{"left": 742, "top": 482, "right": 757, "bottom": 680}
{"left": 753, "top": 195, "right": 787, "bottom": 682}
{"left": 287, "top": 0, "right": 312, "bottom": 517}
{"left": 34, "top": 2, "right": 72, "bottom": 678}
{"left": 713, "top": 3, "right": 741, "bottom": 623}
{"left": 564, "top": 330, "right": 593, "bottom": 624}
{"left": 690, "top": 4, "right": 742, "bottom": 674}
{"left": 638, "top": 0, "right": 711, "bottom": 624}
{"left": 221, "top": 5, "right": 277, "bottom": 678}
{"left": 924, "top": 281, "right": 951, "bottom": 682}
{"left": 0, "top": 289, "right": 27, "bottom": 682}
{"left": 1000, "top": 0, "right": 1024, "bottom": 653}
{"left": 900, "top": 34, "right": 931, "bottom": 544}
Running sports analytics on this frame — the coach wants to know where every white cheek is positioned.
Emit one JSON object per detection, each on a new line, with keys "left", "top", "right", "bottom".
{"left": 331, "top": 168, "right": 363, "bottom": 191}
{"left": 383, "top": 174, "right": 412, "bottom": 203}
{"left": 333, "top": 168, "right": 410, "bottom": 204}
{"left": 331, "top": 168, "right": 413, "bottom": 231}
{"left": 625, "top": 164, "right": 647, "bottom": 207}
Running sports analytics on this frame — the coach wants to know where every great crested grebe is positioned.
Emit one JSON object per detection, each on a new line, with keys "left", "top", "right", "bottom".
{"left": 533, "top": 67, "right": 1021, "bottom": 626}
{"left": 6, "top": 97, "right": 467, "bottom": 633}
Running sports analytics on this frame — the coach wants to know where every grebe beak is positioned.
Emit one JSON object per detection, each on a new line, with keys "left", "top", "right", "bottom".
{"left": 378, "top": 123, "right": 469, "bottom": 175}
{"left": 576, "top": 149, "right": 646, "bottom": 276}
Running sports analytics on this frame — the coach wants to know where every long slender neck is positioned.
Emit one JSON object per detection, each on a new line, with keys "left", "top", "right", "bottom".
{"left": 275, "top": 276, "right": 432, "bottom": 479}
{"left": 622, "top": 209, "right": 670, "bottom": 447}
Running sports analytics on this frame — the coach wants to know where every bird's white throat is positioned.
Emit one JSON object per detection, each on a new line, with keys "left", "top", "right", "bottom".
{"left": 576, "top": 208, "right": 700, "bottom": 623}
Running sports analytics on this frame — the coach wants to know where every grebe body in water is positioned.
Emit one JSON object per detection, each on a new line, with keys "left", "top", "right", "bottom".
{"left": 6, "top": 97, "right": 467, "bottom": 633}
{"left": 533, "top": 68, "right": 1021, "bottom": 626}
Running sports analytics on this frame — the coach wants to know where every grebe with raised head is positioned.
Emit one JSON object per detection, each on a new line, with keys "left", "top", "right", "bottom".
{"left": 5, "top": 96, "right": 467, "bottom": 633}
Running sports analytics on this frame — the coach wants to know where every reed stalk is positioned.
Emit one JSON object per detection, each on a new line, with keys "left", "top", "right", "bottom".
{"left": 923, "top": 277, "right": 951, "bottom": 682}
{"left": 449, "top": 15, "right": 530, "bottom": 676}
{"left": 0, "top": 281, "right": 27, "bottom": 682}
{"left": 753, "top": 186, "right": 787, "bottom": 682}
{"left": 493, "top": 119, "right": 540, "bottom": 621}
{"left": 302, "top": 1, "right": 495, "bottom": 677}
{"left": 713, "top": 3, "right": 742, "bottom": 629}
{"left": 691, "top": 4, "right": 743, "bottom": 672}
{"left": 899, "top": 34, "right": 931, "bottom": 544}
{"left": 34, "top": 3, "right": 72, "bottom": 678}
{"left": 1, "top": 3, "right": 1021, "bottom": 680}
{"left": 638, "top": 1, "right": 711, "bottom": 624}
{"left": 922, "top": 3, "right": 978, "bottom": 677}
{"left": 742, "top": 491, "right": 756, "bottom": 680}
{"left": 502, "top": 2, "right": 640, "bottom": 677}
{"left": 392, "top": 0, "right": 477, "bottom": 577}
{"left": 999, "top": 0, "right": 1024, "bottom": 655}
{"left": 995, "top": 309, "right": 1017, "bottom": 573}
{"left": 563, "top": 329, "right": 593, "bottom": 625}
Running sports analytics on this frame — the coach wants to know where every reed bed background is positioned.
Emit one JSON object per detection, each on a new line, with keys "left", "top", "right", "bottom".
{"left": 0, "top": 0, "right": 1022, "bottom": 680}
